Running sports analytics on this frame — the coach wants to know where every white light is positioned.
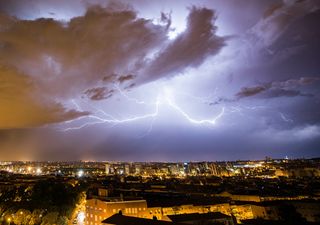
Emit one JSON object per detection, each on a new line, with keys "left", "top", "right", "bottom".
{"left": 36, "top": 168, "right": 42, "bottom": 174}
{"left": 168, "top": 29, "right": 180, "bottom": 40}
{"left": 77, "top": 170, "right": 84, "bottom": 177}
{"left": 77, "top": 211, "right": 85, "bottom": 224}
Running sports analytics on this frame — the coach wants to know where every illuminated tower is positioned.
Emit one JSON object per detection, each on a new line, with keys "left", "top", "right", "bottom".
{"left": 125, "top": 164, "right": 130, "bottom": 175}
{"left": 105, "top": 163, "right": 110, "bottom": 175}
{"left": 183, "top": 162, "right": 190, "bottom": 175}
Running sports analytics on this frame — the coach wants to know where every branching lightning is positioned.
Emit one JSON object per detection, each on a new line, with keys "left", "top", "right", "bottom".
{"left": 279, "top": 112, "right": 293, "bottom": 123}
{"left": 62, "top": 86, "right": 226, "bottom": 132}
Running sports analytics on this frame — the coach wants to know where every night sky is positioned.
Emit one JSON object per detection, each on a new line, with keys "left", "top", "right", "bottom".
{"left": 0, "top": 0, "right": 320, "bottom": 161}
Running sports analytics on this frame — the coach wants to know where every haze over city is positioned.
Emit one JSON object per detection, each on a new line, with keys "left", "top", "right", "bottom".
{"left": 0, "top": 0, "right": 320, "bottom": 161}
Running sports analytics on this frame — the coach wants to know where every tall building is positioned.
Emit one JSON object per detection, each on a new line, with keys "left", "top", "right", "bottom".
{"left": 105, "top": 163, "right": 110, "bottom": 175}
{"left": 183, "top": 162, "right": 190, "bottom": 175}
{"left": 135, "top": 164, "right": 142, "bottom": 175}
{"left": 124, "top": 164, "right": 130, "bottom": 175}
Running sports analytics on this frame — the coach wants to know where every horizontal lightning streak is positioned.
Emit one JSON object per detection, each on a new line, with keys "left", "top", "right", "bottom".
{"left": 62, "top": 98, "right": 160, "bottom": 132}
{"left": 62, "top": 87, "right": 225, "bottom": 132}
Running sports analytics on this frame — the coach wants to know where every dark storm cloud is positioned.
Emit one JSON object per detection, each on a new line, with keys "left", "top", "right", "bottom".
{"left": 118, "top": 74, "right": 135, "bottom": 83}
{"left": 272, "top": 77, "right": 320, "bottom": 87}
{"left": 236, "top": 86, "right": 268, "bottom": 98}
{"left": 84, "top": 87, "right": 113, "bottom": 101}
{"left": 0, "top": 5, "right": 168, "bottom": 90}
{"left": 0, "top": 66, "right": 88, "bottom": 129}
{"left": 236, "top": 77, "right": 319, "bottom": 99}
{"left": 138, "top": 7, "right": 226, "bottom": 83}
{"left": 236, "top": 85, "right": 312, "bottom": 99}
{"left": 263, "top": 89, "right": 313, "bottom": 98}
{"left": 0, "top": 5, "right": 166, "bottom": 128}
{"left": 248, "top": 0, "right": 320, "bottom": 48}
{"left": 0, "top": 4, "right": 227, "bottom": 128}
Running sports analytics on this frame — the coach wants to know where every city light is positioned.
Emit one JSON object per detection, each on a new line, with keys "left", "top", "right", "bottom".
{"left": 77, "top": 170, "right": 84, "bottom": 178}
{"left": 36, "top": 168, "right": 42, "bottom": 175}
{"left": 77, "top": 211, "right": 85, "bottom": 224}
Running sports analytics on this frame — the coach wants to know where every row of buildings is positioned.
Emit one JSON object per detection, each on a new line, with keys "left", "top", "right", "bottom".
{"left": 85, "top": 187, "right": 320, "bottom": 224}
{"left": 1, "top": 158, "right": 320, "bottom": 178}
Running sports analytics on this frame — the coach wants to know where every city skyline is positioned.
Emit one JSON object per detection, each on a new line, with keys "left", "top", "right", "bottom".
{"left": 0, "top": 0, "right": 320, "bottom": 161}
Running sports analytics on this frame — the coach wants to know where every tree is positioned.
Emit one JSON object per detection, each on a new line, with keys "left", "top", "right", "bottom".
{"left": 13, "top": 209, "right": 31, "bottom": 225}
{"left": 57, "top": 216, "right": 69, "bottom": 225}
{"left": 29, "top": 209, "right": 45, "bottom": 225}
{"left": 41, "top": 212, "right": 59, "bottom": 225}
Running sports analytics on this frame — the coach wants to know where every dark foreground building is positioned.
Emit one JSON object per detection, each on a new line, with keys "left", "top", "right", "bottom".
{"left": 102, "top": 213, "right": 180, "bottom": 225}
{"left": 102, "top": 212, "right": 234, "bottom": 225}
{"left": 167, "top": 212, "right": 234, "bottom": 225}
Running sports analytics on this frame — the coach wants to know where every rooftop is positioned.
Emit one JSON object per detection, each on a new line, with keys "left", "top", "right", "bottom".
{"left": 167, "top": 212, "right": 231, "bottom": 222}
{"left": 102, "top": 214, "right": 181, "bottom": 225}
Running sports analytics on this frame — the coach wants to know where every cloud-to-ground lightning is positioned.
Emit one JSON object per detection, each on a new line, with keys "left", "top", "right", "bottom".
{"left": 62, "top": 86, "right": 226, "bottom": 132}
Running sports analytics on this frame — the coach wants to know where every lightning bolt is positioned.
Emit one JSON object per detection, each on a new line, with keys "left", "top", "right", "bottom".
{"left": 279, "top": 112, "right": 293, "bottom": 123}
{"left": 114, "top": 84, "right": 146, "bottom": 105}
{"left": 62, "top": 98, "right": 160, "bottom": 132}
{"left": 62, "top": 86, "right": 225, "bottom": 132}
{"left": 164, "top": 87, "right": 225, "bottom": 125}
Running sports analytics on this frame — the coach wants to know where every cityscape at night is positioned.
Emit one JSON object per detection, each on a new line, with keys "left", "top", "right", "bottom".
{"left": 0, "top": 0, "right": 320, "bottom": 224}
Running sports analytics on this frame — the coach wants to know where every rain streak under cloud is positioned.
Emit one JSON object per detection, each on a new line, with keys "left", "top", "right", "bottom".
{"left": 0, "top": 0, "right": 320, "bottom": 161}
